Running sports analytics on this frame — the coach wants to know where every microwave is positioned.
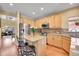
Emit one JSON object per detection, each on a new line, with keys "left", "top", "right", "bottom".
{"left": 42, "top": 23, "right": 49, "bottom": 29}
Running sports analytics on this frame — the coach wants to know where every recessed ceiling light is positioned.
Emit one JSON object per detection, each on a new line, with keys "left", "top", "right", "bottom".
{"left": 69, "top": 3, "right": 73, "bottom": 5}
{"left": 9, "top": 3, "right": 13, "bottom": 6}
{"left": 32, "top": 12, "right": 35, "bottom": 15}
{"left": 40, "top": 7, "right": 44, "bottom": 11}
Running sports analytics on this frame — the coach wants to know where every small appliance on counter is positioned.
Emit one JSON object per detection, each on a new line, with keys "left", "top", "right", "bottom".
{"left": 41, "top": 32, "right": 47, "bottom": 36}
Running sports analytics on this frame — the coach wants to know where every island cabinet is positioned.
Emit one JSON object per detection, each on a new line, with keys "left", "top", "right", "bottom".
{"left": 46, "top": 33, "right": 71, "bottom": 56}
{"left": 35, "top": 38, "right": 47, "bottom": 56}
{"left": 25, "top": 35, "right": 47, "bottom": 56}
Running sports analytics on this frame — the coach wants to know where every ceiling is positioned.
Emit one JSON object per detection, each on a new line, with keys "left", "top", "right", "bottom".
{"left": 0, "top": 3, "right": 79, "bottom": 20}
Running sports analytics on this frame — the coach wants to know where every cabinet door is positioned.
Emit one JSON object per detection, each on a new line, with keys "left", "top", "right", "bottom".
{"left": 47, "top": 33, "right": 55, "bottom": 45}
{"left": 35, "top": 20, "right": 40, "bottom": 28}
{"left": 54, "top": 14, "right": 62, "bottom": 28}
{"left": 35, "top": 16, "right": 55, "bottom": 28}
{"left": 48, "top": 16, "right": 55, "bottom": 28}
{"left": 47, "top": 45, "right": 68, "bottom": 56}
{"left": 54, "top": 35, "right": 63, "bottom": 48}
{"left": 21, "top": 17, "right": 34, "bottom": 28}
{"left": 35, "top": 14, "right": 62, "bottom": 28}
{"left": 35, "top": 18, "right": 46, "bottom": 28}
{"left": 62, "top": 36, "right": 71, "bottom": 52}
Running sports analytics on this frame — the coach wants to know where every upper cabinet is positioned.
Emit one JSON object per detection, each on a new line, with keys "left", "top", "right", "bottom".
{"left": 35, "top": 13, "right": 62, "bottom": 29}
{"left": 20, "top": 16, "right": 34, "bottom": 28}
{"left": 19, "top": 7, "right": 79, "bottom": 29}
{"left": 54, "top": 14, "right": 62, "bottom": 28}
{"left": 47, "top": 16, "right": 55, "bottom": 28}
{"left": 20, "top": 13, "right": 62, "bottom": 29}
{"left": 35, "top": 17, "right": 50, "bottom": 28}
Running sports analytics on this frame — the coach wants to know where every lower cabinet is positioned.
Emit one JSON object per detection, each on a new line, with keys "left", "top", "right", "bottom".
{"left": 46, "top": 45, "right": 68, "bottom": 56}
{"left": 54, "top": 35, "right": 63, "bottom": 48}
{"left": 47, "top": 33, "right": 54, "bottom": 45}
{"left": 47, "top": 34, "right": 71, "bottom": 56}
{"left": 62, "top": 37, "right": 71, "bottom": 52}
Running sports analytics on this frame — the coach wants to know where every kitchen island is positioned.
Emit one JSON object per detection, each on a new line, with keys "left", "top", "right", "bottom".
{"left": 24, "top": 33, "right": 47, "bottom": 56}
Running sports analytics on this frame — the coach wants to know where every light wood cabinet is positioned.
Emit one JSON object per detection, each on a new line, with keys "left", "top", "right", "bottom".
{"left": 47, "top": 33, "right": 54, "bottom": 45}
{"left": 36, "top": 38, "right": 46, "bottom": 56}
{"left": 20, "top": 13, "right": 62, "bottom": 29}
{"left": 25, "top": 35, "right": 47, "bottom": 56}
{"left": 35, "top": 16, "right": 55, "bottom": 28}
{"left": 35, "top": 13, "right": 62, "bottom": 28}
{"left": 47, "top": 45, "right": 68, "bottom": 56}
{"left": 47, "top": 16, "right": 55, "bottom": 28}
{"left": 35, "top": 19, "right": 41, "bottom": 28}
{"left": 54, "top": 35, "right": 63, "bottom": 48}
{"left": 20, "top": 17, "right": 34, "bottom": 27}
{"left": 47, "top": 34, "right": 63, "bottom": 48}
{"left": 47, "top": 33, "right": 71, "bottom": 56}
{"left": 54, "top": 14, "right": 62, "bottom": 28}
{"left": 35, "top": 17, "right": 49, "bottom": 28}
{"left": 62, "top": 37, "right": 71, "bottom": 52}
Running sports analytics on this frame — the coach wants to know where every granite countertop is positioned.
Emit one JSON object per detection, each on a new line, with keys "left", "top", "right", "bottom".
{"left": 47, "top": 30, "right": 79, "bottom": 38}
{"left": 40, "top": 28, "right": 79, "bottom": 38}
{"left": 24, "top": 33, "right": 46, "bottom": 42}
